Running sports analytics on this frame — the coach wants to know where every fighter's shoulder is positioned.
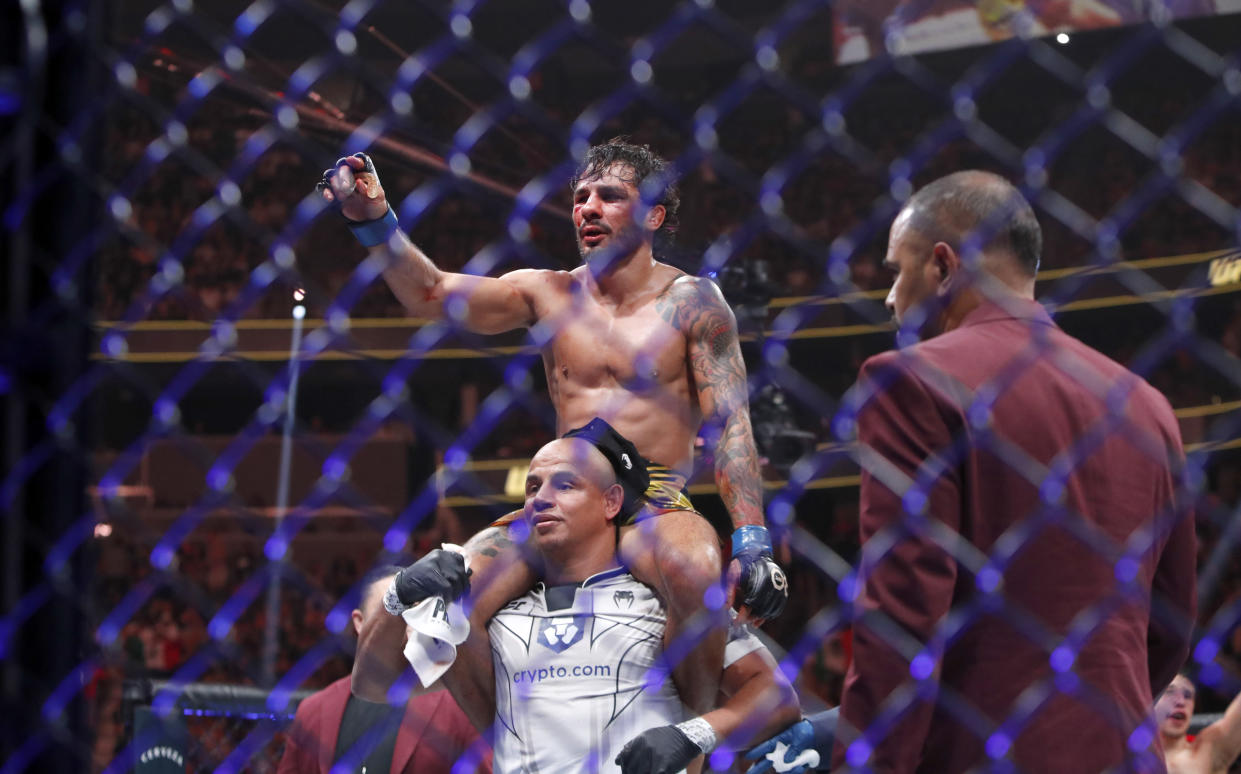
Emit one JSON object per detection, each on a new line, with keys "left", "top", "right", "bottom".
{"left": 652, "top": 271, "right": 732, "bottom": 329}
{"left": 657, "top": 270, "right": 725, "bottom": 302}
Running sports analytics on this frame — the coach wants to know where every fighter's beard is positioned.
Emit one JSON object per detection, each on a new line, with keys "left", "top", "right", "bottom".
{"left": 578, "top": 223, "right": 644, "bottom": 274}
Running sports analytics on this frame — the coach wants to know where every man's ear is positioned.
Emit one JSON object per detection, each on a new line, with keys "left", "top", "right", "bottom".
{"left": 644, "top": 204, "right": 665, "bottom": 232}
{"left": 603, "top": 483, "right": 625, "bottom": 523}
{"left": 932, "top": 242, "right": 960, "bottom": 295}
{"left": 351, "top": 608, "right": 364, "bottom": 637}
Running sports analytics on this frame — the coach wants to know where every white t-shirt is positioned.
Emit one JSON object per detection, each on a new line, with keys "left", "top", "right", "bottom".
{"left": 487, "top": 566, "right": 761, "bottom": 774}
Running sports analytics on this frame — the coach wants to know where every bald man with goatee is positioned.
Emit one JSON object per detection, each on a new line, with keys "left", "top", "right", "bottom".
{"left": 834, "top": 170, "right": 1197, "bottom": 773}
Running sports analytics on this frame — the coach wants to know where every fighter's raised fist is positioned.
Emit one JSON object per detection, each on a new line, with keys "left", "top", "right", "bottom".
{"left": 317, "top": 152, "right": 389, "bottom": 222}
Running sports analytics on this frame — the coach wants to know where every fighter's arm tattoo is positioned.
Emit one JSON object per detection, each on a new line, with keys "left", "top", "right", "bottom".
{"left": 465, "top": 526, "right": 516, "bottom": 559}
{"left": 657, "top": 277, "right": 765, "bottom": 528}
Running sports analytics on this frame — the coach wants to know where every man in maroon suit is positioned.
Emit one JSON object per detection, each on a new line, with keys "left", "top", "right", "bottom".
{"left": 277, "top": 566, "right": 487, "bottom": 774}
{"left": 833, "top": 171, "right": 1198, "bottom": 773}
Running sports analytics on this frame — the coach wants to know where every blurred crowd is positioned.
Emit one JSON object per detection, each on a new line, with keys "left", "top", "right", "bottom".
{"left": 95, "top": 49, "right": 1241, "bottom": 322}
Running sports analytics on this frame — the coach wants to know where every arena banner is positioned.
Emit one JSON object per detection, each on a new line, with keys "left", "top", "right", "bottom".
{"left": 834, "top": 0, "right": 1241, "bottom": 63}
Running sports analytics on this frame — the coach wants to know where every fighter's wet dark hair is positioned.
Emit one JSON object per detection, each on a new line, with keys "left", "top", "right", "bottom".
{"left": 570, "top": 137, "right": 680, "bottom": 234}
{"left": 905, "top": 170, "right": 1043, "bottom": 276}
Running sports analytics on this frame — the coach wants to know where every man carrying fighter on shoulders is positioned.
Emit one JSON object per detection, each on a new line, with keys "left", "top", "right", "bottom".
{"left": 358, "top": 419, "right": 801, "bottom": 773}
{"left": 316, "top": 138, "right": 787, "bottom": 717}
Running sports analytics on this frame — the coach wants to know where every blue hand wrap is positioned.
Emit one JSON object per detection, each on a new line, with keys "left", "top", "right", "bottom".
{"left": 347, "top": 207, "right": 399, "bottom": 247}
{"left": 732, "top": 525, "right": 772, "bottom": 557}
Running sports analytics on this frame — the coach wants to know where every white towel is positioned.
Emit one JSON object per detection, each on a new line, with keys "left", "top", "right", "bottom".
{"left": 767, "top": 741, "right": 820, "bottom": 773}
{"left": 400, "top": 544, "right": 471, "bottom": 686}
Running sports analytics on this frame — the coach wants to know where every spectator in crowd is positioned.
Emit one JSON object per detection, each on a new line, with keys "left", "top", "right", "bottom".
{"left": 1156, "top": 672, "right": 1241, "bottom": 774}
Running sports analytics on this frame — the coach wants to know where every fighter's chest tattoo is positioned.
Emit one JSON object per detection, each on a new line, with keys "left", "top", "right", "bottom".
{"left": 654, "top": 279, "right": 700, "bottom": 331}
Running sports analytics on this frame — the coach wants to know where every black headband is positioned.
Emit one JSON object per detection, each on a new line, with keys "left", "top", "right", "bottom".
{"left": 562, "top": 417, "right": 650, "bottom": 519}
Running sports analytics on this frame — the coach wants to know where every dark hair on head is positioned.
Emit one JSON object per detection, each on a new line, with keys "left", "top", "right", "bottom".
{"left": 905, "top": 170, "right": 1042, "bottom": 276}
{"left": 361, "top": 564, "right": 403, "bottom": 592}
{"left": 570, "top": 137, "right": 680, "bottom": 234}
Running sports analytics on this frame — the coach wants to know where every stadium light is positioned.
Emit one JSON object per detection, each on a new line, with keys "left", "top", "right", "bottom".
{"left": 292, "top": 287, "right": 306, "bottom": 319}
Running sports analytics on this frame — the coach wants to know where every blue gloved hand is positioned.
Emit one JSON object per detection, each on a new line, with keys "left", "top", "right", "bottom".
{"left": 743, "top": 715, "right": 827, "bottom": 774}
{"left": 732, "top": 525, "right": 788, "bottom": 621}
{"left": 317, "top": 152, "right": 399, "bottom": 245}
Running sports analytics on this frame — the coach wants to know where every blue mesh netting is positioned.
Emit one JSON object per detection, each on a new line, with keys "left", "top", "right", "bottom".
{"left": 4, "top": 0, "right": 1241, "bottom": 772}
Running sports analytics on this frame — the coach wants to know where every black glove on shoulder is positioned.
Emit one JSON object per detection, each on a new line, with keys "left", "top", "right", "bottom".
{"left": 393, "top": 549, "right": 471, "bottom": 606}
{"left": 615, "top": 725, "right": 702, "bottom": 774}
{"left": 738, "top": 553, "right": 788, "bottom": 620}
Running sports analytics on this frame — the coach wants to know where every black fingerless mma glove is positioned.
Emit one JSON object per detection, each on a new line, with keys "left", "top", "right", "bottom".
{"left": 733, "top": 525, "right": 789, "bottom": 621}
{"left": 393, "top": 549, "right": 471, "bottom": 606}
{"left": 615, "top": 725, "right": 703, "bottom": 774}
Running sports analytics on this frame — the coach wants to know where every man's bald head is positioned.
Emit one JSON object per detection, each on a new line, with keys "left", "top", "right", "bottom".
{"left": 532, "top": 437, "right": 619, "bottom": 491}
{"left": 903, "top": 170, "right": 1042, "bottom": 277}
{"left": 524, "top": 437, "right": 628, "bottom": 580}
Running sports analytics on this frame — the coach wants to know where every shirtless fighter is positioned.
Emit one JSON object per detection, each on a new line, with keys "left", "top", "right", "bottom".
{"left": 317, "top": 139, "right": 787, "bottom": 716}
{"left": 1156, "top": 673, "right": 1241, "bottom": 774}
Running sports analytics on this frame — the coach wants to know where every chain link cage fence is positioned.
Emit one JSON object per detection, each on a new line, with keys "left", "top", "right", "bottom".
{"left": 4, "top": 0, "right": 1241, "bottom": 771}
